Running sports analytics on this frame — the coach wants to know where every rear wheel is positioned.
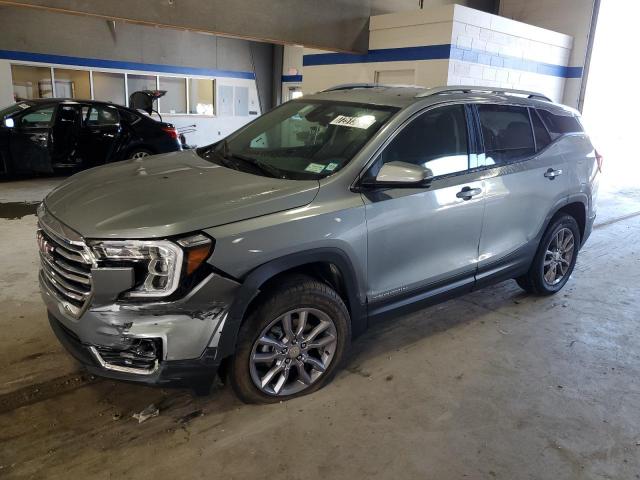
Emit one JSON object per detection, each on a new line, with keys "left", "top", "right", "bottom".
{"left": 516, "top": 214, "right": 580, "bottom": 295}
{"left": 230, "top": 276, "right": 350, "bottom": 403}
{"left": 129, "top": 148, "right": 153, "bottom": 159}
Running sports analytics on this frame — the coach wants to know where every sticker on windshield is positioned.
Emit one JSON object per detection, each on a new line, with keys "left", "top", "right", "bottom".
{"left": 305, "top": 163, "right": 325, "bottom": 173}
{"left": 17, "top": 103, "right": 30, "bottom": 110}
{"left": 325, "top": 162, "right": 339, "bottom": 171}
{"left": 330, "top": 114, "right": 376, "bottom": 129}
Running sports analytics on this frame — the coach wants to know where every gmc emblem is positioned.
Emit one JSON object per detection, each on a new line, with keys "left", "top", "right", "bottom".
{"left": 36, "top": 230, "right": 55, "bottom": 259}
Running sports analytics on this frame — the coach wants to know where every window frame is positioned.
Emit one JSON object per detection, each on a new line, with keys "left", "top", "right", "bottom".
{"left": 528, "top": 107, "right": 553, "bottom": 153}
{"left": 359, "top": 102, "right": 474, "bottom": 186}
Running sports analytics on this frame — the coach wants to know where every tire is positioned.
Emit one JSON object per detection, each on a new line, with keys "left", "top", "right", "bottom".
{"left": 230, "top": 275, "right": 351, "bottom": 404}
{"left": 128, "top": 148, "right": 153, "bottom": 160}
{"left": 516, "top": 214, "right": 581, "bottom": 295}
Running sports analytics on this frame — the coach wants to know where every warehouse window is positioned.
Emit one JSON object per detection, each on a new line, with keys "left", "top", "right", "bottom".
{"left": 189, "top": 78, "right": 215, "bottom": 115}
{"left": 477, "top": 104, "right": 535, "bottom": 165}
{"left": 127, "top": 74, "right": 157, "bottom": 100}
{"left": 159, "top": 77, "right": 187, "bottom": 114}
{"left": 53, "top": 68, "right": 91, "bottom": 99}
{"left": 93, "top": 72, "right": 126, "bottom": 106}
{"left": 10, "top": 65, "right": 53, "bottom": 101}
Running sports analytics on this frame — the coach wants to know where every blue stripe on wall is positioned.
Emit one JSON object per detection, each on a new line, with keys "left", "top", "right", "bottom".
{"left": 304, "top": 44, "right": 583, "bottom": 79}
{"left": 303, "top": 44, "right": 450, "bottom": 66}
{"left": 0, "top": 49, "right": 256, "bottom": 79}
{"left": 282, "top": 74, "right": 303, "bottom": 82}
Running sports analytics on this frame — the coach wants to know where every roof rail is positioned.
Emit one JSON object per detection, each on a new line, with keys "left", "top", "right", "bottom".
{"left": 322, "top": 83, "right": 382, "bottom": 92}
{"left": 416, "top": 86, "right": 552, "bottom": 102}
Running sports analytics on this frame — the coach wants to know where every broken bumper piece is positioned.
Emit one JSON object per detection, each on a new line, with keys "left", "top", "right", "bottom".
{"left": 42, "top": 271, "right": 241, "bottom": 387}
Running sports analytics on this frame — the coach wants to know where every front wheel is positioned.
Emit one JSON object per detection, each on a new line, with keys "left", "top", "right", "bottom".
{"left": 516, "top": 214, "right": 581, "bottom": 295}
{"left": 230, "top": 276, "right": 350, "bottom": 403}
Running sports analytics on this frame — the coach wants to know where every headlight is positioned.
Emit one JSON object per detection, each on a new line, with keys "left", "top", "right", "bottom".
{"left": 92, "top": 240, "right": 184, "bottom": 298}
{"left": 91, "top": 234, "right": 213, "bottom": 299}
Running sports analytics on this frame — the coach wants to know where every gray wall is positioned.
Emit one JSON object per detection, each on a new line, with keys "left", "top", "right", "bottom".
{"left": 0, "top": 6, "right": 259, "bottom": 73}
{"left": 0, "top": 0, "right": 498, "bottom": 53}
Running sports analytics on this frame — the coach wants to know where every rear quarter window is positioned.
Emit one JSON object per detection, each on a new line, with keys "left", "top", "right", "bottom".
{"left": 537, "top": 109, "right": 583, "bottom": 140}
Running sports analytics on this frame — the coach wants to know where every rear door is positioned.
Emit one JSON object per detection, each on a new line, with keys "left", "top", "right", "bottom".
{"left": 8, "top": 104, "right": 55, "bottom": 173}
{"left": 363, "top": 103, "right": 485, "bottom": 311}
{"left": 77, "top": 104, "right": 121, "bottom": 167}
{"left": 474, "top": 103, "right": 569, "bottom": 284}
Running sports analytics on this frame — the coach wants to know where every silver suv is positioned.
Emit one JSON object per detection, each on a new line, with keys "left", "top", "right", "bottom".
{"left": 38, "top": 85, "right": 599, "bottom": 403}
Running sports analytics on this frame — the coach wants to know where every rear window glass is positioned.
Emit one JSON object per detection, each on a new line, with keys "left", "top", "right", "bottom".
{"left": 477, "top": 104, "right": 535, "bottom": 165}
{"left": 530, "top": 109, "right": 552, "bottom": 151}
{"left": 537, "top": 109, "right": 582, "bottom": 139}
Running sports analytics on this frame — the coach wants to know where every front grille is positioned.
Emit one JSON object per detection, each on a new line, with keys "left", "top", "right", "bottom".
{"left": 38, "top": 221, "right": 93, "bottom": 317}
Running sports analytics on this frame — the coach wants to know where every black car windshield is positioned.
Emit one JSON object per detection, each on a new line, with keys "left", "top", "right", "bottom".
{"left": 198, "top": 100, "right": 397, "bottom": 179}
{"left": 0, "top": 102, "right": 32, "bottom": 118}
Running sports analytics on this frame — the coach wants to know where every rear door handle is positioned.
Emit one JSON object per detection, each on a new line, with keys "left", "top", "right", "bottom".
{"left": 544, "top": 168, "right": 563, "bottom": 180}
{"left": 456, "top": 186, "right": 482, "bottom": 200}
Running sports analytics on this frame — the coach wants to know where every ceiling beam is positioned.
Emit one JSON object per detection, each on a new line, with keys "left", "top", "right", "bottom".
{"left": 0, "top": 0, "right": 377, "bottom": 53}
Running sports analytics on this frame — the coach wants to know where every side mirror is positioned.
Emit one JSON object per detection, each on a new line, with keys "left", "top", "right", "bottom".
{"left": 364, "top": 161, "right": 433, "bottom": 187}
{"left": 3, "top": 117, "right": 15, "bottom": 128}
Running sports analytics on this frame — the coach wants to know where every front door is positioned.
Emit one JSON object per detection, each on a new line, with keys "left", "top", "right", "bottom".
{"left": 51, "top": 103, "right": 82, "bottom": 168}
{"left": 363, "top": 104, "right": 485, "bottom": 311}
{"left": 77, "top": 104, "right": 121, "bottom": 167}
{"left": 8, "top": 104, "right": 56, "bottom": 173}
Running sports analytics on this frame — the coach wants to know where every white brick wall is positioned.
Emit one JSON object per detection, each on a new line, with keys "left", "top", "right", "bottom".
{"left": 301, "top": 4, "right": 576, "bottom": 106}
{"left": 447, "top": 5, "right": 574, "bottom": 104}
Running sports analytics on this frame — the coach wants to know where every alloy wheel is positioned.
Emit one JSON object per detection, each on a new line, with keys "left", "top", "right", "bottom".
{"left": 249, "top": 308, "right": 338, "bottom": 396}
{"left": 131, "top": 151, "right": 150, "bottom": 159}
{"left": 543, "top": 227, "right": 575, "bottom": 286}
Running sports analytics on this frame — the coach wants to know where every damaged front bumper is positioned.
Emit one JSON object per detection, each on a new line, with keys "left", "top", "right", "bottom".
{"left": 41, "top": 270, "right": 241, "bottom": 387}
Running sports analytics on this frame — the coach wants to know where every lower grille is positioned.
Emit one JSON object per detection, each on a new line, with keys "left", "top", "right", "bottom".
{"left": 90, "top": 339, "right": 161, "bottom": 375}
{"left": 37, "top": 218, "right": 93, "bottom": 317}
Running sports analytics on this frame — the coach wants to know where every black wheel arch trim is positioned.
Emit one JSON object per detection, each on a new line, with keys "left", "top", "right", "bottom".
{"left": 216, "top": 248, "right": 367, "bottom": 359}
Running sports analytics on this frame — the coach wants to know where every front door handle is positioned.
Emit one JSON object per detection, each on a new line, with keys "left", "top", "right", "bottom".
{"left": 456, "top": 186, "right": 482, "bottom": 200}
{"left": 544, "top": 168, "right": 563, "bottom": 180}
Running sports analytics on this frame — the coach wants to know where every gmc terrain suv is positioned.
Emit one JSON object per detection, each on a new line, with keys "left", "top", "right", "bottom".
{"left": 38, "top": 85, "right": 599, "bottom": 403}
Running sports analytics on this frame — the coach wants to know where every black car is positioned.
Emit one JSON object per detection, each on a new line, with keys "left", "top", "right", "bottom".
{"left": 0, "top": 99, "right": 182, "bottom": 175}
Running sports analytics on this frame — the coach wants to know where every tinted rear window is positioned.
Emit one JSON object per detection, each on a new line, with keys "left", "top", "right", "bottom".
{"left": 537, "top": 109, "right": 582, "bottom": 139}
{"left": 477, "top": 104, "right": 535, "bottom": 165}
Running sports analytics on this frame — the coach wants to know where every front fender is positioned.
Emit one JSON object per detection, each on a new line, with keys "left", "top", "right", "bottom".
{"left": 215, "top": 248, "right": 367, "bottom": 359}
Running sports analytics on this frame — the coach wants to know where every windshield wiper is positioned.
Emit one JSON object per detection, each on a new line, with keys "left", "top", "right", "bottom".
{"left": 200, "top": 140, "right": 286, "bottom": 179}
{"left": 227, "top": 152, "right": 287, "bottom": 179}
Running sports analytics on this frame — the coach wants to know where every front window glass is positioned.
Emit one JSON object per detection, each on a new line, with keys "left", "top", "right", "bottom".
{"left": 378, "top": 104, "right": 469, "bottom": 177}
{"left": 18, "top": 105, "right": 55, "bottom": 128}
{"left": 198, "top": 100, "right": 397, "bottom": 179}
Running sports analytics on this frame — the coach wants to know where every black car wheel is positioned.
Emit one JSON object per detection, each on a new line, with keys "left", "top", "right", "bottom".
{"left": 230, "top": 275, "right": 351, "bottom": 403}
{"left": 516, "top": 214, "right": 581, "bottom": 295}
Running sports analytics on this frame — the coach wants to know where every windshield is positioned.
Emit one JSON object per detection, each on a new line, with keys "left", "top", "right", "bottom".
{"left": 198, "top": 100, "right": 397, "bottom": 179}
{"left": 0, "top": 102, "right": 32, "bottom": 118}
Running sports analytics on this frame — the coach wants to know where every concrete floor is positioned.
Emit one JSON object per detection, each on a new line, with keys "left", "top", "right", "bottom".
{"left": 1, "top": 176, "right": 640, "bottom": 479}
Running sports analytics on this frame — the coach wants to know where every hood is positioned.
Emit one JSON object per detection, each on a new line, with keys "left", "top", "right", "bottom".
{"left": 44, "top": 150, "right": 319, "bottom": 239}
